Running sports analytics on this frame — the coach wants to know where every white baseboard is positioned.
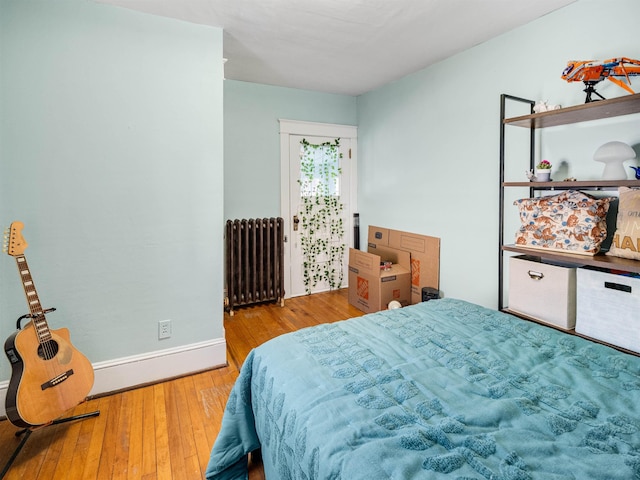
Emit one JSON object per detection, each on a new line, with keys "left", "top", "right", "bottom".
{"left": 0, "top": 337, "right": 227, "bottom": 419}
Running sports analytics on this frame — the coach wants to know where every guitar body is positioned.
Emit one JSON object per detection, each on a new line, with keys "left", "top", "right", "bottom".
{"left": 4, "top": 322, "right": 94, "bottom": 428}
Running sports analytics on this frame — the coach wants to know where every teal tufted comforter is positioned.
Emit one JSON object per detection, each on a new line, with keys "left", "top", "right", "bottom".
{"left": 206, "top": 298, "right": 640, "bottom": 479}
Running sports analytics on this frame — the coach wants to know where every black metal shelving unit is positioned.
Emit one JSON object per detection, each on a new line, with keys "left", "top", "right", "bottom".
{"left": 498, "top": 92, "right": 640, "bottom": 311}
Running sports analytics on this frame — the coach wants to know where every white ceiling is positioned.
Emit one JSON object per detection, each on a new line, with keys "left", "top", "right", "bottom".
{"left": 95, "top": 0, "right": 576, "bottom": 96}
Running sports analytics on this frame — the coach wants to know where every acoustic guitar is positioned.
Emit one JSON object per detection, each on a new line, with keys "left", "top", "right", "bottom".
{"left": 3, "top": 221, "right": 94, "bottom": 428}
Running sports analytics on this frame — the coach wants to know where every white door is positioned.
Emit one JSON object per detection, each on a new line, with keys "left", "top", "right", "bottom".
{"left": 280, "top": 121, "right": 358, "bottom": 298}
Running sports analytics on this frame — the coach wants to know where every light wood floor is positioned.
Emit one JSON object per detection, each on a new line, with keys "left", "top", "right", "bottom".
{"left": 0, "top": 289, "right": 363, "bottom": 480}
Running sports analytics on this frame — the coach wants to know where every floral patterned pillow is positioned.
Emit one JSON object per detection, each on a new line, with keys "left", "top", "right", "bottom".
{"left": 514, "top": 190, "right": 611, "bottom": 255}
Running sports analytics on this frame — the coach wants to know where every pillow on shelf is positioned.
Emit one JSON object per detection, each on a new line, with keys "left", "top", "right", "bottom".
{"left": 514, "top": 190, "right": 611, "bottom": 255}
{"left": 606, "top": 187, "right": 640, "bottom": 260}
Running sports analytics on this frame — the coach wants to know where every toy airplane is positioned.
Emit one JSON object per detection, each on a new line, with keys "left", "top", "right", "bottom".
{"left": 561, "top": 57, "right": 640, "bottom": 102}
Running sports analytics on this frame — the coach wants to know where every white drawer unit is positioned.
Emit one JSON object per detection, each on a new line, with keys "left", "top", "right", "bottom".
{"left": 508, "top": 256, "right": 578, "bottom": 330}
{"left": 576, "top": 268, "right": 640, "bottom": 353}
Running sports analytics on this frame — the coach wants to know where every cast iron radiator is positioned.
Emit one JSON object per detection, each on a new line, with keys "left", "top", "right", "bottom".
{"left": 225, "top": 217, "right": 285, "bottom": 315}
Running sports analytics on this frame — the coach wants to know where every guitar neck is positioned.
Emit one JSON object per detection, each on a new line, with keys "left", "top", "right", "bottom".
{"left": 15, "top": 254, "right": 51, "bottom": 343}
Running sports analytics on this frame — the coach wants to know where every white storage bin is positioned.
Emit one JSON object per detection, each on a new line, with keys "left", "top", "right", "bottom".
{"left": 576, "top": 268, "right": 640, "bottom": 353}
{"left": 508, "top": 255, "right": 578, "bottom": 330}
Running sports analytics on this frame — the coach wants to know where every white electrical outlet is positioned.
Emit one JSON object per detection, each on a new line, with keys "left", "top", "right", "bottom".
{"left": 158, "top": 319, "right": 172, "bottom": 339}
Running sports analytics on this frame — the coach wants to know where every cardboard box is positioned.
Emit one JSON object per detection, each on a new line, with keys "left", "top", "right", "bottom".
{"left": 576, "top": 268, "right": 640, "bottom": 353}
{"left": 508, "top": 255, "right": 579, "bottom": 330}
{"left": 368, "top": 226, "right": 440, "bottom": 305}
{"left": 348, "top": 247, "right": 411, "bottom": 313}
{"left": 368, "top": 226, "right": 391, "bottom": 248}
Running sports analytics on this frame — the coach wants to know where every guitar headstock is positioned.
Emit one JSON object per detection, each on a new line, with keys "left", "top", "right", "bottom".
{"left": 3, "top": 221, "right": 28, "bottom": 257}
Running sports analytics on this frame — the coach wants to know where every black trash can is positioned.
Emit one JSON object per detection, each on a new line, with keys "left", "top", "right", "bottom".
{"left": 421, "top": 287, "right": 440, "bottom": 301}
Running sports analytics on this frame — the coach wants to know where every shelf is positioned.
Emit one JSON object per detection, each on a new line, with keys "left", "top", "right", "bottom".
{"left": 499, "top": 92, "right": 640, "bottom": 353}
{"left": 503, "top": 180, "right": 640, "bottom": 189}
{"left": 498, "top": 92, "right": 640, "bottom": 315}
{"left": 504, "top": 92, "right": 640, "bottom": 128}
{"left": 502, "top": 245, "right": 640, "bottom": 274}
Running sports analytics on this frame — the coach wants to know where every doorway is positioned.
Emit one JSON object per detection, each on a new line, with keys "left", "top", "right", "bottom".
{"left": 279, "top": 120, "right": 358, "bottom": 298}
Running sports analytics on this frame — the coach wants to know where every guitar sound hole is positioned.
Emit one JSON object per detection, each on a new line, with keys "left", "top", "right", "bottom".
{"left": 37, "top": 340, "right": 59, "bottom": 360}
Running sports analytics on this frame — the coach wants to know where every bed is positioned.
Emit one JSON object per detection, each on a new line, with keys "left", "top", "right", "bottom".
{"left": 206, "top": 298, "right": 640, "bottom": 479}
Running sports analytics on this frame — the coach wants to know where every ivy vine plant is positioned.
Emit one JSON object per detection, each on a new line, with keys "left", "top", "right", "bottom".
{"left": 298, "top": 138, "right": 346, "bottom": 294}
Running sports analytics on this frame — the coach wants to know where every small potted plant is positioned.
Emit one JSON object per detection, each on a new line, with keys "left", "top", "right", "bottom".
{"left": 535, "top": 159, "right": 552, "bottom": 181}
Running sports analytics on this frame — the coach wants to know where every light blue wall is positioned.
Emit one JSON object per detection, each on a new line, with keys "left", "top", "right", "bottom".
{"left": 224, "top": 80, "right": 357, "bottom": 220}
{"left": 0, "top": 1, "right": 224, "bottom": 382}
{"left": 357, "top": 0, "right": 640, "bottom": 308}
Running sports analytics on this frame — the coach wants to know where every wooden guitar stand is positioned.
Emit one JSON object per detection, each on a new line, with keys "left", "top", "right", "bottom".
{"left": 1, "top": 410, "right": 100, "bottom": 479}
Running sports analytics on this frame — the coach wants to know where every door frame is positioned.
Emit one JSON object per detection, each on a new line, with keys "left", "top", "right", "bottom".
{"left": 279, "top": 119, "right": 358, "bottom": 298}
